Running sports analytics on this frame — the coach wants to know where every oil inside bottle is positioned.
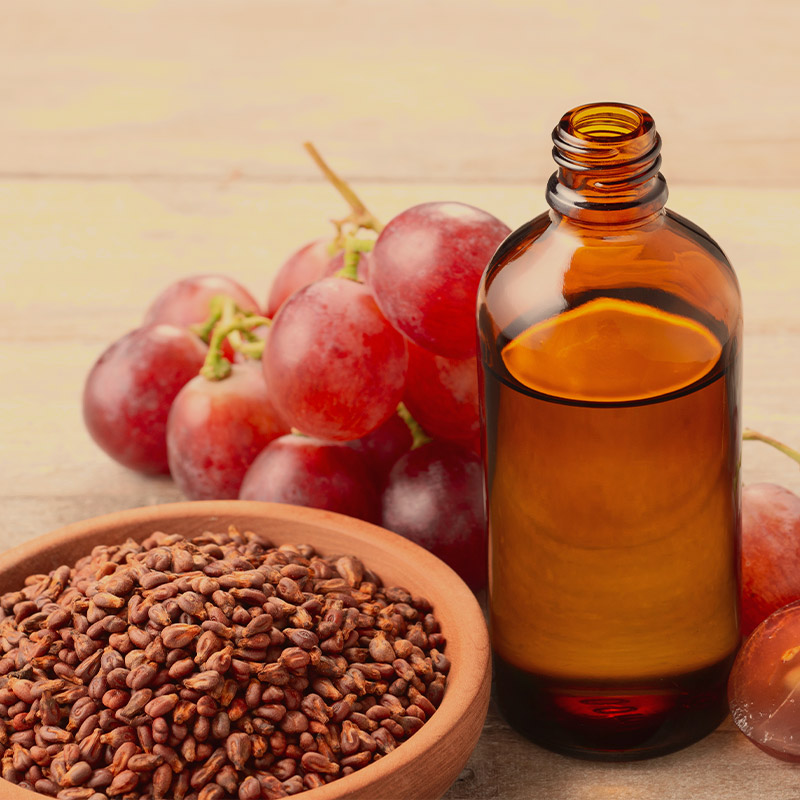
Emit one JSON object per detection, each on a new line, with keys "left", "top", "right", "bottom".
{"left": 483, "top": 291, "right": 740, "bottom": 759}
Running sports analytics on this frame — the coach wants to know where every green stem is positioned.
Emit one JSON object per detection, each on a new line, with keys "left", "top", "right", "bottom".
{"left": 233, "top": 337, "right": 267, "bottom": 360}
{"left": 303, "top": 142, "right": 384, "bottom": 235}
{"left": 200, "top": 316, "right": 272, "bottom": 381}
{"left": 743, "top": 428, "right": 800, "bottom": 468}
{"left": 336, "top": 237, "right": 375, "bottom": 281}
{"left": 190, "top": 295, "right": 237, "bottom": 343}
{"left": 228, "top": 322, "right": 267, "bottom": 355}
{"left": 397, "top": 402, "right": 432, "bottom": 450}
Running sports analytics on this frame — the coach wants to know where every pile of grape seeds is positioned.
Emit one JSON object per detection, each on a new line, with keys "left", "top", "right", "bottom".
{"left": 0, "top": 525, "right": 448, "bottom": 799}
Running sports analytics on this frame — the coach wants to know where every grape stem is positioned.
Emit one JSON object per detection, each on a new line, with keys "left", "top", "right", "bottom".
{"left": 303, "top": 142, "right": 384, "bottom": 237}
{"left": 743, "top": 428, "right": 800, "bottom": 468}
{"left": 200, "top": 315, "right": 272, "bottom": 381}
{"left": 336, "top": 237, "right": 375, "bottom": 281}
{"left": 397, "top": 402, "right": 432, "bottom": 450}
{"left": 190, "top": 295, "right": 236, "bottom": 344}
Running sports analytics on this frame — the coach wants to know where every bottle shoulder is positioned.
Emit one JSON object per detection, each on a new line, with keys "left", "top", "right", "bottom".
{"left": 479, "top": 208, "right": 742, "bottom": 345}
{"left": 485, "top": 208, "right": 735, "bottom": 269}
{"left": 481, "top": 211, "right": 553, "bottom": 282}
{"left": 662, "top": 208, "right": 737, "bottom": 276}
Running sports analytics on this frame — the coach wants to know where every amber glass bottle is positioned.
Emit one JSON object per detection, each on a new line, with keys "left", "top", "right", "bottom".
{"left": 478, "top": 103, "right": 742, "bottom": 760}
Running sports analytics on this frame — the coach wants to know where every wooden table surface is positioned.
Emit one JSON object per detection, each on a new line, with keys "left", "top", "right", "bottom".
{"left": 2, "top": 2, "right": 799, "bottom": 798}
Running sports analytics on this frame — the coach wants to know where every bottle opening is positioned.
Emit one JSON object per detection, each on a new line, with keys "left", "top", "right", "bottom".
{"left": 568, "top": 103, "right": 648, "bottom": 142}
{"left": 547, "top": 101, "right": 667, "bottom": 222}
{"left": 553, "top": 102, "right": 656, "bottom": 162}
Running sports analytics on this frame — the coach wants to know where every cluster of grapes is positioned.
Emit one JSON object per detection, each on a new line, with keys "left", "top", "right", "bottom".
{"left": 83, "top": 155, "right": 511, "bottom": 593}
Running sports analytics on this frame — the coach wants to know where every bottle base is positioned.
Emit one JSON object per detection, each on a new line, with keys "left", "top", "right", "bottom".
{"left": 493, "top": 653, "right": 735, "bottom": 761}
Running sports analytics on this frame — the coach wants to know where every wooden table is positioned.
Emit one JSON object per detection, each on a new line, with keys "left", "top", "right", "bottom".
{"left": 2, "top": 2, "right": 799, "bottom": 798}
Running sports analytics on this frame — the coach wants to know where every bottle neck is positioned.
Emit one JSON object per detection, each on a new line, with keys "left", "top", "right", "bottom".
{"left": 545, "top": 103, "right": 668, "bottom": 225}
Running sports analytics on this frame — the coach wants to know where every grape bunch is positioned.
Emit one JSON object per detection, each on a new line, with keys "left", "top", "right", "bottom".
{"left": 82, "top": 149, "right": 510, "bottom": 592}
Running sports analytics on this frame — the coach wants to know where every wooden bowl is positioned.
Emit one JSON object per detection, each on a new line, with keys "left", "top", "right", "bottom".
{"left": 0, "top": 500, "right": 491, "bottom": 800}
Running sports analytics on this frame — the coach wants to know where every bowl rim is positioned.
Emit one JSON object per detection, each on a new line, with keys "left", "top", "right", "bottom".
{"left": 0, "top": 500, "right": 491, "bottom": 800}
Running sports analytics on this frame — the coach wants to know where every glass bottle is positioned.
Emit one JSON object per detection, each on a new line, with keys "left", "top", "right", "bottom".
{"left": 477, "top": 102, "right": 742, "bottom": 760}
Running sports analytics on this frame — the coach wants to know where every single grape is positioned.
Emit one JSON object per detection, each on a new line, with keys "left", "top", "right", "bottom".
{"left": 265, "top": 239, "right": 343, "bottom": 317}
{"left": 741, "top": 482, "right": 800, "bottom": 636}
{"left": 262, "top": 277, "right": 408, "bottom": 441}
{"left": 239, "top": 434, "right": 380, "bottom": 523}
{"left": 729, "top": 599, "right": 800, "bottom": 761}
{"left": 166, "top": 362, "right": 289, "bottom": 500}
{"left": 144, "top": 273, "right": 261, "bottom": 327}
{"left": 403, "top": 341, "right": 480, "bottom": 448}
{"left": 370, "top": 202, "right": 511, "bottom": 358}
{"left": 83, "top": 324, "right": 207, "bottom": 473}
{"left": 381, "top": 440, "right": 486, "bottom": 591}
{"left": 345, "top": 412, "right": 413, "bottom": 487}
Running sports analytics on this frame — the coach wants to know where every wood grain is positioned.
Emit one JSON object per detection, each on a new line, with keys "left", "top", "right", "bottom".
{"left": 1, "top": 1, "right": 799, "bottom": 797}
{"left": 2, "top": 0, "right": 799, "bottom": 185}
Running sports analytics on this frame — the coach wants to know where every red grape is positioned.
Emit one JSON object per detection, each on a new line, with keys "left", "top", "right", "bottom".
{"left": 403, "top": 341, "right": 480, "bottom": 448}
{"left": 82, "top": 324, "right": 207, "bottom": 473}
{"left": 166, "top": 362, "right": 289, "bottom": 500}
{"left": 239, "top": 435, "right": 380, "bottom": 523}
{"left": 265, "top": 238, "right": 343, "bottom": 317}
{"left": 144, "top": 273, "right": 261, "bottom": 327}
{"left": 381, "top": 441, "right": 486, "bottom": 590}
{"left": 729, "top": 599, "right": 800, "bottom": 761}
{"left": 741, "top": 482, "right": 800, "bottom": 636}
{"left": 262, "top": 277, "right": 408, "bottom": 441}
{"left": 356, "top": 251, "right": 373, "bottom": 284}
{"left": 345, "top": 412, "right": 413, "bottom": 486}
{"left": 370, "top": 202, "right": 510, "bottom": 358}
